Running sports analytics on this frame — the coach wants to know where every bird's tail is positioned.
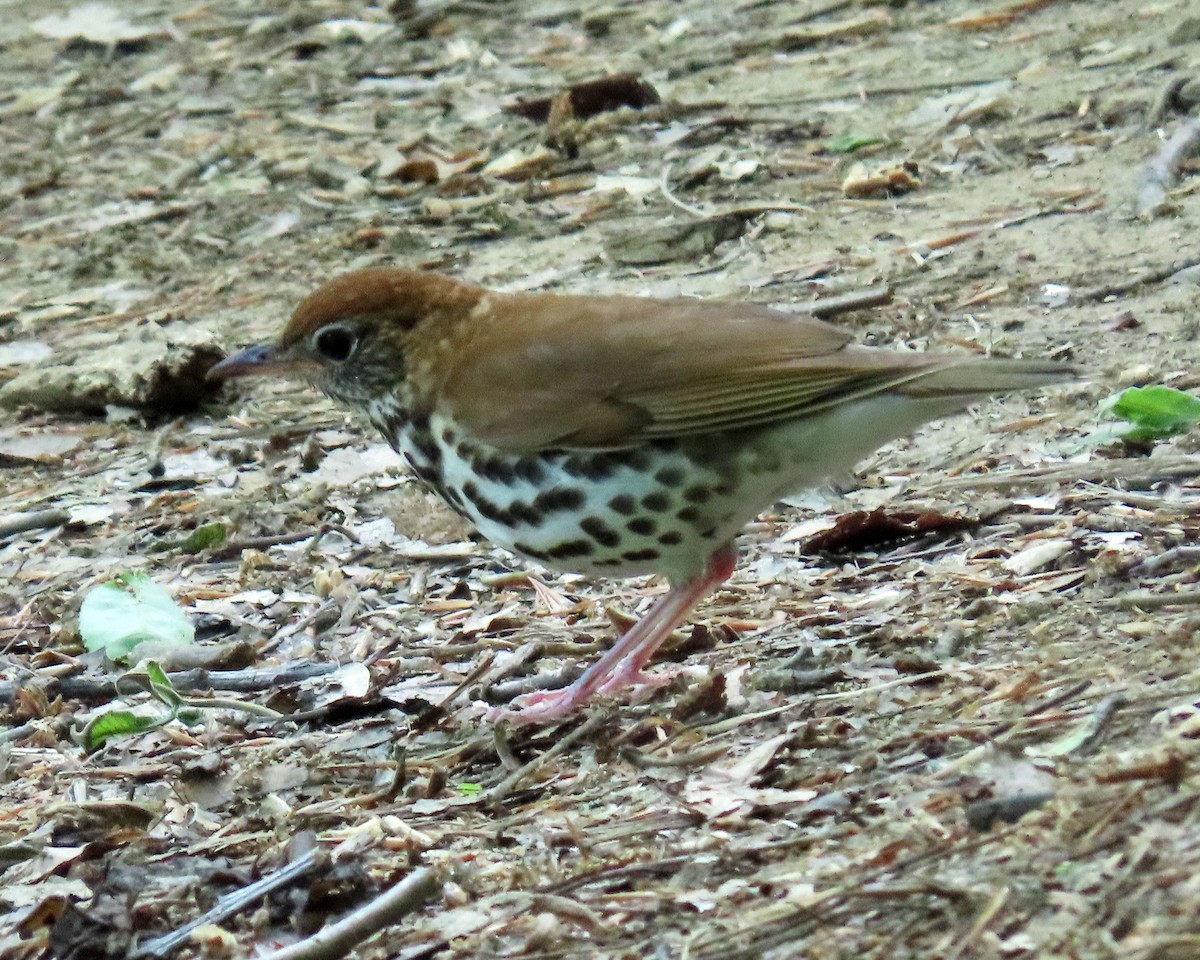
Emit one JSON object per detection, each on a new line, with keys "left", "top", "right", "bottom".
{"left": 895, "top": 358, "right": 1080, "bottom": 399}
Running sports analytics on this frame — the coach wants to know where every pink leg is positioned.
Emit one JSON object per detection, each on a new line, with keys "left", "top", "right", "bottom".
{"left": 485, "top": 544, "right": 737, "bottom": 726}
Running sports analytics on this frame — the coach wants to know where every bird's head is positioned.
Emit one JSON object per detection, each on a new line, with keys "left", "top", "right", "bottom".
{"left": 208, "top": 267, "right": 482, "bottom": 411}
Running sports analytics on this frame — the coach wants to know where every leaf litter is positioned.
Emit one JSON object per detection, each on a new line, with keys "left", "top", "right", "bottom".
{"left": 0, "top": 0, "right": 1199, "bottom": 958}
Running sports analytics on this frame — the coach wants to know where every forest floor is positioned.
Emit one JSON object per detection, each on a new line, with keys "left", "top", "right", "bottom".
{"left": 2, "top": 0, "right": 1200, "bottom": 958}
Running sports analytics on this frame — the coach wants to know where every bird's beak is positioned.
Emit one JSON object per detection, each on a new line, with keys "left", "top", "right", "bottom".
{"left": 207, "top": 343, "right": 292, "bottom": 381}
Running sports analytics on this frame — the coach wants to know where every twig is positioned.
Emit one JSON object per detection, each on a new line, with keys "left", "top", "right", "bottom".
{"left": 925, "top": 456, "right": 1200, "bottom": 493}
{"left": 1103, "top": 589, "right": 1200, "bottom": 610}
{"left": 1071, "top": 694, "right": 1127, "bottom": 756}
{"left": 802, "top": 284, "right": 894, "bottom": 319}
{"left": 486, "top": 712, "right": 607, "bottom": 803}
{"left": 0, "top": 661, "right": 338, "bottom": 704}
{"left": 738, "top": 75, "right": 1008, "bottom": 109}
{"left": 1143, "top": 76, "right": 1188, "bottom": 133}
{"left": 259, "top": 867, "right": 441, "bottom": 960}
{"left": 1131, "top": 546, "right": 1200, "bottom": 576}
{"left": 260, "top": 600, "right": 337, "bottom": 656}
{"left": 1074, "top": 485, "right": 1200, "bottom": 515}
{"left": 1137, "top": 117, "right": 1200, "bottom": 215}
{"left": 947, "top": 885, "right": 1011, "bottom": 959}
{"left": 538, "top": 854, "right": 693, "bottom": 895}
{"left": 1077, "top": 255, "right": 1200, "bottom": 303}
{"left": 205, "top": 530, "right": 323, "bottom": 562}
{"left": 811, "top": 670, "right": 944, "bottom": 702}
{"left": 162, "top": 137, "right": 236, "bottom": 193}
{"left": 135, "top": 849, "right": 327, "bottom": 958}
{"left": 206, "top": 524, "right": 356, "bottom": 562}
{"left": 659, "top": 163, "right": 709, "bottom": 219}
{"left": 0, "top": 509, "right": 70, "bottom": 540}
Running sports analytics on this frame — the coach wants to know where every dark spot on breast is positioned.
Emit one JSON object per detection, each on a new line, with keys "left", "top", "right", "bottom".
{"left": 510, "top": 501, "right": 545, "bottom": 526}
{"left": 462, "top": 479, "right": 544, "bottom": 526}
{"left": 627, "top": 517, "right": 656, "bottom": 536}
{"left": 477, "top": 456, "right": 517, "bottom": 486}
{"left": 622, "top": 548, "right": 660, "bottom": 562}
{"left": 533, "top": 486, "right": 585, "bottom": 513}
{"left": 580, "top": 516, "right": 621, "bottom": 548}
{"left": 513, "top": 541, "right": 551, "bottom": 561}
{"left": 642, "top": 492, "right": 671, "bottom": 512}
{"left": 408, "top": 410, "right": 431, "bottom": 435}
{"left": 592, "top": 558, "right": 623, "bottom": 567}
{"left": 563, "top": 453, "right": 618, "bottom": 481}
{"left": 612, "top": 448, "right": 651, "bottom": 471}
{"left": 546, "top": 539, "right": 594, "bottom": 559}
{"left": 714, "top": 480, "right": 736, "bottom": 496}
{"left": 515, "top": 458, "right": 546, "bottom": 484}
{"left": 684, "top": 485, "right": 711, "bottom": 503}
{"left": 658, "top": 530, "right": 683, "bottom": 545}
{"left": 461, "top": 481, "right": 500, "bottom": 523}
{"left": 676, "top": 506, "right": 701, "bottom": 523}
{"left": 441, "top": 426, "right": 456, "bottom": 444}
{"left": 609, "top": 494, "right": 636, "bottom": 515}
{"left": 655, "top": 467, "right": 685, "bottom": 486}
{"left": 411, "top": 430, "right": 442, "bottom": 466}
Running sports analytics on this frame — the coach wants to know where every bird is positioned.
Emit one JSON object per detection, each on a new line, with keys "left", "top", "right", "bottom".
{"left": 209, "top": 267, "right": 1075, "bottom": 725}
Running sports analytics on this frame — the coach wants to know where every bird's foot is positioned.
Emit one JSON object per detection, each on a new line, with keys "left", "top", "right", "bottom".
{"left": 483, "top": 668, "right": 677, "bottom": 725}
{"left": 483, "top": 686, "right": 589, "bottom": 726}
{"left": 597, "top": 662, "right": 675, "bottom": 694}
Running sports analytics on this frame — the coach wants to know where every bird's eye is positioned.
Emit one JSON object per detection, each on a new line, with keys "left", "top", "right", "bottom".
{"left": 313, "top": 326, "right": 357, "bottom": 363}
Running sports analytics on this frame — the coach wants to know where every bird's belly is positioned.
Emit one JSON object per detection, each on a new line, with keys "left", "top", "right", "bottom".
{"left": 389, "top": 399, "right": 953, "bottom": 582}
{"left": 389, "top": 414, "right": 753, "bottom": 581}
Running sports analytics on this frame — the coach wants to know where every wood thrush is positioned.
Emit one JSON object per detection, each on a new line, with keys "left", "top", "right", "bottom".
{"left": 210, "top": 268, "right": 1075, "bottom": 724}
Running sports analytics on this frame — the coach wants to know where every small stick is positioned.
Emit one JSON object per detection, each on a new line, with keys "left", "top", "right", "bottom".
{"left": 1131, "top": 546, "right": 1200, "bottom": 576}
{"left": 1078, "top": 255, "right": 1200, "bottom": 302}
{"left": 135, "top": 849, "right": 326, "bottom": 958}
{"left": 659, "top": 163, "right": 709, "bottom": 219}
{"left": 1103, "top": 589, "right": 1200, "bottom": 610}
{"left": 1142, "top": 76, "right": 1188, "bottom": 133}
{"left": 205, "top": 530, "right": 322, "bottom": 561}
{"left": 803, "top": 284, "right": 894, "bottom": 319}
{"left": 486, "top": 713, "right": 606, "bottom": 803}
{"left": 0, "top": 661, "right": 338, "bottom": 705}
{"left": 947, "top": 885, "right": 1011, "bottom": 960}
{"left": 258, "top": 867, "right": 441, "bottom": 960}
{"left": 1071, "top": 694, "right": 1127, "bottom": 756}
{"left": 925, "top": 456, "right": 1200, "bottom": 492}
{"left": 0, "top": 508, "right": 70, "bottom": 540}
{"left": 1137, "top": 117, "right": 1200, "bottom": 215}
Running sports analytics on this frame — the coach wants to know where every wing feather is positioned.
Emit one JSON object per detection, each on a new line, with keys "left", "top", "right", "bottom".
{"left": 431, "top": 291, "right": 969, "bottom": 451}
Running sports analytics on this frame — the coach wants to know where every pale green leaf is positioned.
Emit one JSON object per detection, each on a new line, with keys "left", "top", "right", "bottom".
{"left": 79, "top": 573, "right": 194, "bottom": 661}
{"left": 85, "top": 710, "right": 165, "bottom": 749}
{"left": 1102, "top": 385, "right": 1200, "bottom": 443}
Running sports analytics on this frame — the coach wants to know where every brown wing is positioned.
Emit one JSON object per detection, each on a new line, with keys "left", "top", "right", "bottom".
{"left": 433, "top": 291, "right": 954, "bottom": 452}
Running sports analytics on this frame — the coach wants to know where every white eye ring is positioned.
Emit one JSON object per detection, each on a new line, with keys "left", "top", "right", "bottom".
{"left": 312, "top": 325, "right": 357, "bottom": 363}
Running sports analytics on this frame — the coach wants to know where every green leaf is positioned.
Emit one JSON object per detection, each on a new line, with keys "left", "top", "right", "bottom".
{"left": 1102, "top": 385, "right": 1200, "bottom": 442}
{"left": 144, "top": 660, "right": 183, "bottom": 712}
{"left": 826, "top": 133, "right": 884, "bottom": 154}
{"left": 457, "top": 782, "right": 483, "bottom": 796}
{"left": 79, "top": 573, "right": 195, "bottom": 661}
{"left": 85, "top": 710, "right": 166, "bottom": 749}
{"left": 177, "top": 522, "right": 227, "bottom": 554}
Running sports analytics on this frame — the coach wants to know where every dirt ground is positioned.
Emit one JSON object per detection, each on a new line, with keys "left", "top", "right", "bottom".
{"left": 2, "top": 0, "right": 1200, "bottom": 957}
